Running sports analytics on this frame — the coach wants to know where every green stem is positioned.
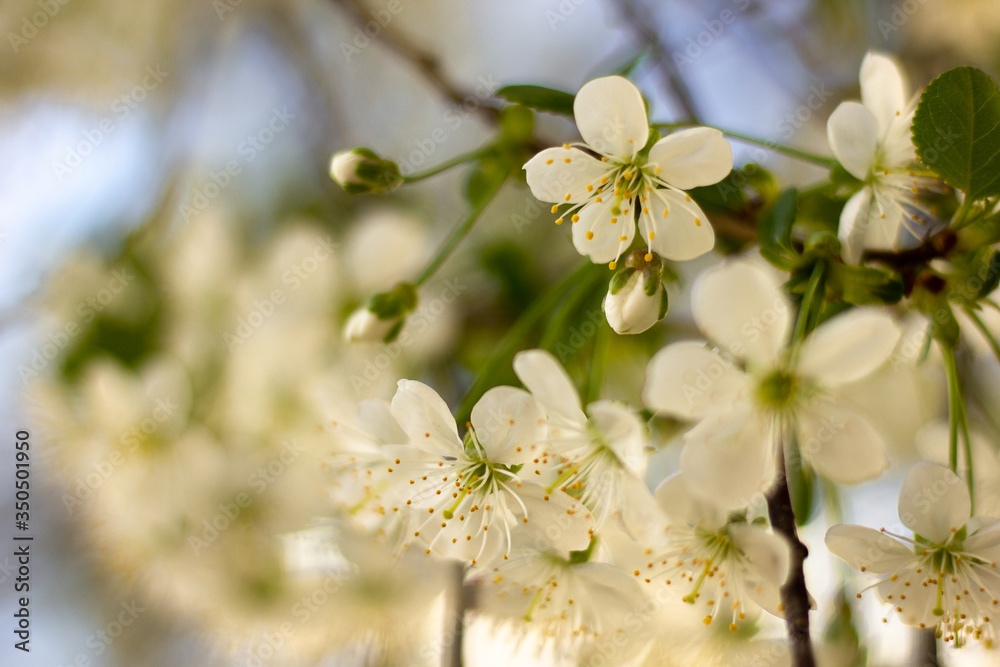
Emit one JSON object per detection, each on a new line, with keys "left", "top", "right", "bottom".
{"left": 652, "top": 122, "right": 837, "bottom": 168}
{"left": 791, "top": 261, "right": 826, "bottom": 353}
{"left": 585, "top": 319, "right": 610, "bottom": 405}
{"left": 964, "top": 307, "right": 1000, "bottom": 364}
{"left": 401, "top": 145, "right": 496, "bottom": 184}
{"left": 942, "top": 345, "right": 975, "bottom": 509}
{"left": 414, "top": 175, "right": 505, "bottom": 287}
{"left": 455, "top": 262, "right": 596, "bottom": 423}
{"left": 950, "top": 197, "right": 976, "bottom": 230}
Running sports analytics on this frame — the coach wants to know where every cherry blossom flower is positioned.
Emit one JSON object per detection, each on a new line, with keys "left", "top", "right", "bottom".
{"left": 636, "top": 473, "right": 790, "bottom": 631}
{"left": 827, "top": 463, "right": 1000, "bottom": 647}
{"left": 513, "top": 349, "right": 657, "bottom": 533}
{"left": 827, "top": 52, "right": 932, "bottom": 264}
{"left": 523, "top": 76, "right": 732, "bottom": 267}
{"left": 386, "top": 379, "right": 594, "bottom": 565}
{"left": 643, "top": 258, "right": 900, "bottom": 508}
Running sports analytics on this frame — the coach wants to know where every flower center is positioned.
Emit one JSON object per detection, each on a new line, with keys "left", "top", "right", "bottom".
{"left": 755, "top": 369, "right": 799, "bottom": 412}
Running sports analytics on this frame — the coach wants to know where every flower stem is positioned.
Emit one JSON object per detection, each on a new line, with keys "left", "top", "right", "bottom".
{"left": 652, "top": 122, "right": 837, "bottom": 168}
{"left": 964, "top": 307, "right": 1000, "bottom": 364}
{"left": 414, "top": 174, "right": 505, "bottom": 287}
{"left": 766, "top": 442, "right": 817, "bottom": 667}
{"left": 791, "top": 261, "right": 826, "bottom": 353}
{"left": 402, "top": 145, "right": 496, "bottom": 184}
{"left": 942, "top": 345, "right": 975, "bottom": 510}
{"left": 456, "top": 262, "right": 597, "bottom": 423}
{"left": 585, "top": 319, "right": 610, "bottom": 405}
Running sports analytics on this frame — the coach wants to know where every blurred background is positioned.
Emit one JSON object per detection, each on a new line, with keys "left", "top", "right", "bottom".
{"left": 1, "top": 0, "right": 999, "bottom": 665}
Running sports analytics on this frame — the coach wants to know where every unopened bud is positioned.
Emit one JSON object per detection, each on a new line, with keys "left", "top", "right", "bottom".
{"left": 330, "top": 148, "right": 402, "bottom": 194}
{"left": 344, "top": 282, "right": 418, "bottom": 343}
{"left": 604, "top": 251, "right": 668, "bottom": 335}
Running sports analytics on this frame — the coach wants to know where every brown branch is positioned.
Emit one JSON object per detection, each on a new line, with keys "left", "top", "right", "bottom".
{"left": 766, "top": 448, "right": 816, "bottom": 667}
{"left": 616, "top": 0, "right": 701, "bottom": 123}
{"left": 328, "top": 0, "right": 500, "bottom": 126}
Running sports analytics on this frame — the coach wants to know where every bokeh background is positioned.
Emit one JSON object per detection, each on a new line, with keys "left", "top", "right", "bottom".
{"left": 1, "top": 0, "right": 999, "bottom": 665}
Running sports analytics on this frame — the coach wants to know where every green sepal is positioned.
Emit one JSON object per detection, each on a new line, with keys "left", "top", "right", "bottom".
{"left": 495, "top": 84, "right": 575, "bottom": 117}
{"left": 758, "top": 188, "right": 799, "bottom": 270}
{"left": 367, "top": 282, "right": 418, "bottom": 320}
{"left": 609, "top": 267, "right": 638, "bottom": 295}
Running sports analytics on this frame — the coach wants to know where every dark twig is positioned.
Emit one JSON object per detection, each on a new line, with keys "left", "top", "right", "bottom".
{"left": 446, "top": 564, "right": 475, "bottom": 667}
{"left": 913, "top": 628, "right": 939, "bottom": 667}
{"left": 616, "top": 0, "right": 701, "bottom": 122}
{"left": 766, "top": 446, "right": 816, "bottom": 667}
{"left": 329, "top": 0, "right": 501, "bottom": 125}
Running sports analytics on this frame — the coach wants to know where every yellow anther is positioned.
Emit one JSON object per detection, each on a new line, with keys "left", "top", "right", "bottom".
{"left": 571, "top": 214, "right": 580, "bottom": 222}
{"left": 649, "top": 231, "right": 655, "bottom": 239}
{"left": 608, "top": 261, "right": 616, "bottom": 270}
{"left": 644, "top": 252, "right": 653, "bottom": 262}
{"left": 551, "top": 204, "right": 558, "bottom": 213}
{"left": 545, "top": 159, "right": 553, "bottom": 165}
{"left": 585, "top": 231, "right": 594, "bottom": 240}
{"left": 555, "top": 218, "right": 564, "bottom": 225}
{"left": 694, "top": 218, "right": 701, "bottom": 227}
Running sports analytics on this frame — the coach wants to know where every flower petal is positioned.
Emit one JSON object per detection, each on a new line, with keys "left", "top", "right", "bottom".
{"left": 796, "top": 309, "right": 901, "bottom": 386}
{"left": 518, "top": 483, "right": 596, "bottom": 553}
{"left": 573, "top": 76, "right": 649, "bottom": 159}
{"left": 587, "top": 400, "right": 648, "bottom": 476}
{"left": 653, "top": 472, "right": 727, "bottom": 529}
{"left": 825, "top": 524, "right": 920, "bottom": 574}
{"left": 640, "top": 187, "right": 715, "bottom": 261}
{"left": 647, "top": 127, "right": 733, "bottom": 190}
{"left": 391, "top": 379, "right": 461, "bottom": 456}
{"left": 512, "top": 349, "right": 586, "bottom": 427}
{"left": 679, "top": 408, "right": 775, "bottom": 510}
{"left": 827, "top": 101, "right": 878, "bottom": 181}
{"left": 963, "top": 519, "right": 1000, "bottom": 558}
{"left": 572, "top": 195, "right": 635, "bottom": 264}
{"left": 837, "top": 187, "right": 874, "bottom": 265}
{"left": 897, "top": 462, "right": 970, "bottom": 544}
{"left": 797, "top": 400, "right": 888, "bottom": 484}
{"left": 471, "top": 386, "right": 546, "bottom": 463}
{"left": 643, "top": 341, "right": 750, "bottom": 420}
{"left": 691, "top": 258, "right": 792, "bottom": 367}
{"left": 523, "top": 147, "right": 609, "bottom": 204}
{"left": 730, "top": 524, "right": 791, "bottom": 616}
{"left": 860, "top": 52, "right": 908, "bottom": 141}
{"left": 357, "top": 398, "right": 407, "bottom": 445}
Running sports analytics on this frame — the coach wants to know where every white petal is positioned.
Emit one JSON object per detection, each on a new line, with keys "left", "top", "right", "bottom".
{"left": 471, "top": 386, "right": 546, "bottom": 463}
{"left": 571, "top": 195, "right": 635, "bottom": 264}
{"left": 860, "top": 52, "right": 909, "bottom": 141}
{"left": 512, "top": 349, "right": 586, "bottom": 427}
{"left": 679, "top": 408, "right": 775, "bottom": 511}
{"left": 837, "top": 187, "right": 875, "bottom": 265}
{"left": 617, "top": 476, "right": 663, "bottom": 542}
{"left": 643, "top": 341, "right": 750, "bottom": 420}
{"left": 796, "top": 309, "right": 901, "bottom": 386}
{"left": 825, "top": 524, "right": 919, "bottom": 573}
{"left": 518, "top": 483, "right": 595, "bottom": 553}
{"left": 797, "top": 400, "right": 888, "bottom": 484}
{"left": 963, "top": 519, "right": 1000, "bottom": 557}
{"left": 390, "top": 379, "right": 462, "bottom": 456}
{"left": 897, "top": 462, "right": 970, "bottom": 544}
{"left": 587, "top": 400, "right": 648, "bottom": 476}
{"left": 640, "top": 187, "right": 715, "bottom": 261}
{"left": 691, "top": 259, "right": 792, "bottom": 367}
{"left": 523, "top": 147, "right": 609, "bottom": 204}
{"left": 653, "top": 472, "right": 727, "bottom": 529}
{"left": 647, "top": 127, "right": 733, "bottom": 190}
{"left": 730, "top": 524, "right": 791, "bottom": 615}
{"left": 827, "top": 101, "right": 878, "bottom": 180}
{"left": 573, "top": 76, "right": 649, "bottom": 159}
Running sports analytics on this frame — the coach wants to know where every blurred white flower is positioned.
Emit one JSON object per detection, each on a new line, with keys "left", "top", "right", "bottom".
{"left": 827, "top": 462, "right": 1000, "bottom": 647}
{"left": 644, "top": 258, "right": 899, "bottom": 508}
{"left": 523, "top": 76, "right": 731, "bottom": 266}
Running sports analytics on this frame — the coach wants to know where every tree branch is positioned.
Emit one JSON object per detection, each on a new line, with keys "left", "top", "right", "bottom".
{"left": 766, "top": 447, "right": 816, "bottom": 667}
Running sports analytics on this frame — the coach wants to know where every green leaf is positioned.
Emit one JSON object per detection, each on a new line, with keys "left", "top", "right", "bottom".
{"left": 912, "top": 66, "right": 1000, "bottom": 200}
{"left": 978, "top": 250, "right": 1000, "bottom": 298}
{"left": 759, "top": 188, "right": 799, "bottom": 270}
{"left": 828, "top": 264, "right": 904, "bottom": 305}
{"left": 495, "top": 84, "right": 575, "bottom": 117}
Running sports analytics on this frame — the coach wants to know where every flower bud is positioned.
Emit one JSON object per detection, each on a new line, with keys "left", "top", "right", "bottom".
{"left": 344, "top": 282, "right": 418, "bottom": 343}
{"left": 603, "top": 251, "right": 668, "bottom": 335}
{"left": 330, "top": 148, "right": 402, "bottom": 194}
